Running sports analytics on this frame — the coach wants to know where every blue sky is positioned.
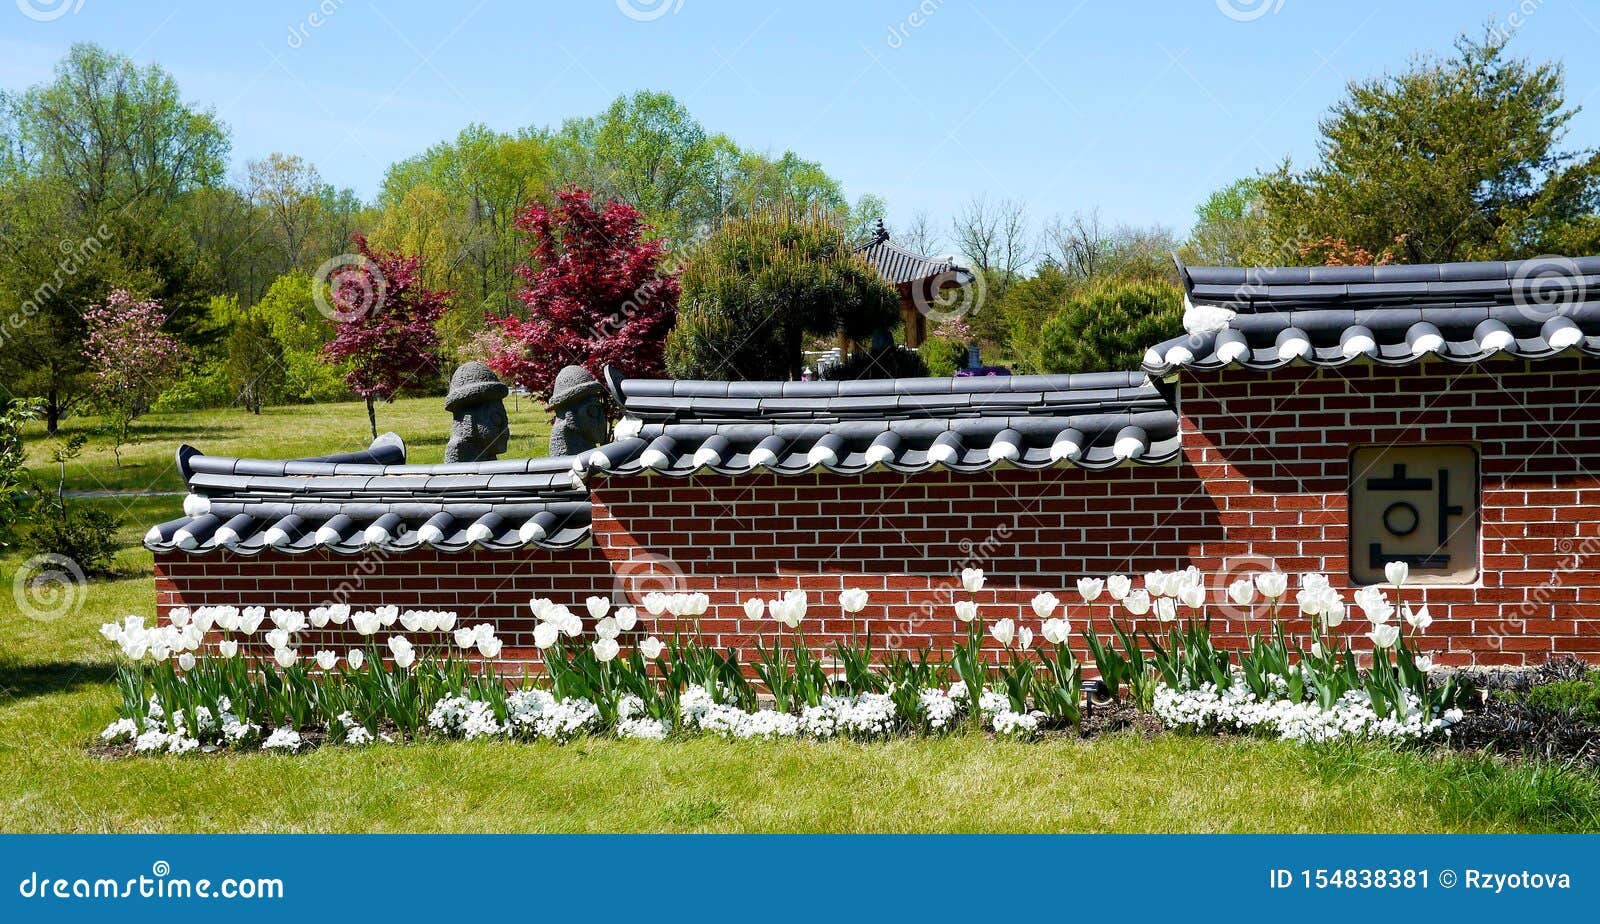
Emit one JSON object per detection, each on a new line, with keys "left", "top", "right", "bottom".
{"left": 5, "top": 0, "right": 1600, "bottom": 245}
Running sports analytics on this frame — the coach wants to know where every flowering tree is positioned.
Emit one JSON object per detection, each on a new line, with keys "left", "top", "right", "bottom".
{"left": 319, "top": 235, "right": 450, "bottom": 438}
{"left": 82, "top": 290, "right": 186, "bottom": 466}
{"left": 486, "top": 187, "right": 678, "bottom": 408}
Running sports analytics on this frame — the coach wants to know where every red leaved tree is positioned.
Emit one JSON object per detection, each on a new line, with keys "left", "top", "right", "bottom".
{"left": 486, "top": 187, "right": 679, "bottom": 409}
{"left": 319, "top": 235, "right": 451, "bottom": 438}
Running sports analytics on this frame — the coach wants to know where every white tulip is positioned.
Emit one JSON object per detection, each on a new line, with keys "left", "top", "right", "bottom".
{"left": 954, "top": 600, "right": 979, "bottom": 623}
{"left": 1123, "top": 589, "right": 1151, "bottom": 616}
{"left": 1414, "top": 655, "right": 1435, "bottom": 671}
{"left": 559, "top": 610, "right": 583, "bottom": 637}
{"left": 272, "top": 647, "right": 298, "bottom": 669}
{"left": 1255, "top": 570, "right": 1288, "bottom": 599}
{"left": 1322, "top": 605, "right": 1347, "bottom": 629}
{"left": 1155, "top": 596, "right": 1177, "bottom": 623}
{"left": 1366, "top": 623, "right": 1399, "bottom": 649}
{"left": 839, "top": 587, "right": 869, "bottom": 614}
{"left": 347, "top": 649, "right": 364, "bottom": 670}
{"left": 639, "top": 636, "right": 666, "bottom": 660}
{"left": 1177, "top": 566, "right": 1204, "bottom": 591}
{"left": 687, "top": 592, "right": 710, "bottom": 616}
{"left": 1041, "top": 617, "right": 1071, "bottom": 645}
{"left": 1403, "top": 604, "right": 1433, "bottom": 631}
{"left": 743, "top": 597, "right": 765, "bottom": 621}
{"left": 989, "top": 618, "right": 1016, "bottom": 647}
{"left": 478, "top": 636, "right": 503, "bottom": 658}
{"left": 1143, "top": 570, "right": 1172, "bottom": 597}
{"left": 611, "top": 606, "right": 636, "bottom": 632}
{"left": 265, "top": 628, "right": 290, "bottom": 651}
{"left": 1106, "top": 575, "right": 1131, "bottom": 601}
{"left": 592, "top": 638, "right": 620, "bottom": 663}
{"left": 1030, "top": 592, "right": 1059, "bottom": 619}
{"left": 177, "top": 652, "right": 196, "bottom": 671}
{"left": 218, "top": 639, "right": 239, "bottom": 658}
{"left": 1384, "top": 560, "right": 1409, "bottom": 587}
{"left": 1355, "top": 585, "right": 1393, "bottom": 624}
{"left": 352, "top": 611, "right": 381, "bottom": 636}
{"left": 387, "top": 635, "right": 416, "bottom": 670}
{"left": 238, "top": 607, "right": 265, "bottom": 635}
{"left": 327, "top": 604, "right": 351, "bottom": 626}
{"left": 376, "top": 604, "right": 399, "bottom": 627}
{"left": 1178, "top": 584, "right": 1206, "bottom": 610}
{"left": 1226, "top": 578, "right": 1255, "bottom": 607}
{"left": 534, "top": 622, "right": 561, "bottom": 650}
{"left": 960, "top": 567, "right": 985, "bottom": 593}
{"left": 1016, "top": 626, "right": 1034, "bottom": 649}
{"left": 585, "top": 596, "right": 611, "bottom": 621}
{"left": 595, "top": 616, "right": 620, "bottom": 640}
{"left": 781, "top": 590, "right": 806, "bottom": 623}
{"left": 1077, "top": 577, "right": 1104, "bottom": 603}
{"left": 315, "top": 650, "right": 338, "bottom": 671}
{"left": 642, "top": 592, "right": 670, "bottom": 616}
{"left": 435, "top": 611, "right": 456, "bottom": 632}
{"left": 453, "top": 626, "right": 476, "bottom": 649}
{"left": 309, "top": 607, "right": 330, "bottom": 629}
{"left": 666, "top": 594, "right": 691, "bottom": 617}
{"left": 169, "top": 607, "right": 192, "bottom": 629}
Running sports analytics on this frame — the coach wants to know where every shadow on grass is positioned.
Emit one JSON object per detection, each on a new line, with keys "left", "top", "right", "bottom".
{"left": 0, "top": 660, "right": 113, "bottom": 703}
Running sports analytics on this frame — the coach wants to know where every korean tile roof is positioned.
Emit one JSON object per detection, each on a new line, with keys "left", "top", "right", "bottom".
{"left": 1143, "top": 255, "right": 1600, "bottom": 376}
{"left": 854, "top": 221, "right": 975, "bottom": 286}
{"left": 144, "top": 433, "right": 592, "bottom": 556}
{"left": 574, "top": 367, "right": 1182, "bottom": 477}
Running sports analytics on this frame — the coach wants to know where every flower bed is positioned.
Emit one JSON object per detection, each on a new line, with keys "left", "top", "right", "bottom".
{"left": 100, "top": 564, "right": 1473, "bottom": 756}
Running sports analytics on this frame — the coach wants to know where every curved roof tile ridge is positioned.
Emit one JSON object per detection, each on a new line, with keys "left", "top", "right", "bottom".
{"left": 1147, "top": 253, "right": 1600, "bottom": 375}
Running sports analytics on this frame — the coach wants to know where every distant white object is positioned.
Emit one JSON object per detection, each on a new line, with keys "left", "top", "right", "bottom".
{"left": 1182, "top": 300, "right": 1236, "bottom": 335}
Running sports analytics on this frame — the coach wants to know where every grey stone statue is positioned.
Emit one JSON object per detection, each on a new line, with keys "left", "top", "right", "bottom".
{"left": 443, "top": 362, "right": 510, "bottom": 463}
{"left": 548, "top": 365, "right": 609, "bottom": 456}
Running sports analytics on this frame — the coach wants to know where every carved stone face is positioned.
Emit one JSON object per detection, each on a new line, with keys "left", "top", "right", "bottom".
{"left": 472, "top": 401, "right": 510, "bottom": 456}
{"left": 445, "top": 399, "right": 510, "bottom": 463}
{"left": 572, "top": 395, "right": 609, "bottom": 447}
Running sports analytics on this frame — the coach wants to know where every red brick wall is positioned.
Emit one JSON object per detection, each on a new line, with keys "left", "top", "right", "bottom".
{"left": 154, "top": 357, "right": 1600, "bottom": 669}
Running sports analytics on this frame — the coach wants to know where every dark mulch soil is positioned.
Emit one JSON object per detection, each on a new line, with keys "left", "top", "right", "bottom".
{"left": 1439, "top": 657, "right": 1600, "bottom": 769}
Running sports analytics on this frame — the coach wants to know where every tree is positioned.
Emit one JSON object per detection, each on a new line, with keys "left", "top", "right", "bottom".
{"left": 252, "top": 271, "right": 345, "bottom": 401}
{"left": 0, "top": 397, "right": 41, "bottom": 552}
{"left": 952, "top": 194, "right": 1034, "bottom": 293}
{"left": 1260, "top": 32, "right": 1600, "bottom": 263}
{"left": 667, "top": 210, "right": 899, "bottom": 380}
{"left": 82, "top": 289, "right": 186, "bottom": 465}
{"left": 486, "top": 188, "right": 678, "bottom": 406}
{"left": 246, "top": 152, "right": 324, "bottom": 273}
{"left": 0, "top": 44, "right": 229, "bottom": 432}
{"left": 1042, "top": 208, "right": 1179, "bottom": 282}
{"left": 319, "top": 236, "right": 450, "bottom": 438}
{"left": 1182, "top": 178, "right": 1277, "bottom": 265}
{"left": 901, "top": 210, "right": 944, "bottom": 257}
{"left": 1035, "top": 280, "right": 1184, "bottom": 375}
{"left": 225, "top": 313, "right": 286, "bottom": 413}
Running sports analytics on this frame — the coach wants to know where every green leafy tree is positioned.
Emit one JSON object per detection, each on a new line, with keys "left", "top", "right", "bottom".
{"left": 0, "top": 398, "right": 41, "bottom": 552}
{"left": 251, "top": 272, "right": 346, "bottom": 401}
{"left": 668, "top": 211, "right": 900, "bottom": 380}
{"left": 1035, "top": 280, "right": 1183, "bottom": 375}
{"left": 225, "top": 313, "right": 287, "bottom": 414}
{"left": 1260, "top": 32, "right": 1600, "bottom": 263}
{"left": 1183, "top": 178, "right": 1278, "bottom": 266}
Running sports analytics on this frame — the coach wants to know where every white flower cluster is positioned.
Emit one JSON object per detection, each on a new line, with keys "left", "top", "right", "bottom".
{"left": 1152, "top": 678, "right": 1463, "bottom": 743}
{"left": 948, "top": 682, "right": 1039, "bottom": 738}
{"left": 103, "top": 694, "right": 259, "bottom": 754}
{"left": 426, "top": 690, "right": 601, "bottom": 743}
{"left": 261, "top": 727, "right": 302, "bottom": 751}
{"left": 800, "top": 693, "right": 897, "bottom": 739}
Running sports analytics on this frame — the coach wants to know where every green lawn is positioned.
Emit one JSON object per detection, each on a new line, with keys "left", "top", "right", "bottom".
{"left": 2, "top": 398, "right": 1599, "bottom": 832}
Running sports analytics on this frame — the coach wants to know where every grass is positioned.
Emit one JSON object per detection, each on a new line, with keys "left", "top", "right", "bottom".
{"left": 20, "top": 393, "right": 555, "bottom": 495}
{"left": 2, "top": 397, "right": 1599, "bottom": 832}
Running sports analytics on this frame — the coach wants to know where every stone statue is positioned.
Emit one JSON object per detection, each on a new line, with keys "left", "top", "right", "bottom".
{"left": 548, "top": 365, "right": 609, "bottom": 456}
{"left": 443, "top": 362, "right": 510, "bottom": 463}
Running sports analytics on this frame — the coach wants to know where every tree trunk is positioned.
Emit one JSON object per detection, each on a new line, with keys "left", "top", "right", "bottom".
{"left": 366, "top": 396, "right": 377, "bottom": 439}
{"left": 45, "top": 388, "right": 60, "bottom": 435}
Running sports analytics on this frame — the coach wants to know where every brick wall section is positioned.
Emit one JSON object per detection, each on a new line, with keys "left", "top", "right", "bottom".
{"left": 154, "top": 356, "right": 1600, "bottom": 669}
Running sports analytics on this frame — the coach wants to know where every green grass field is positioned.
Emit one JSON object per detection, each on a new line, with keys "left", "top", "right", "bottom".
{"left": 2, "top": 398, "right": 1599, "bottom": 833}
